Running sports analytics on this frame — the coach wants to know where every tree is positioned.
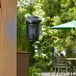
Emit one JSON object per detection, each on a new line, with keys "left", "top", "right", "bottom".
{"left": 17, "top": 0, "right": 76, "bottom": 66}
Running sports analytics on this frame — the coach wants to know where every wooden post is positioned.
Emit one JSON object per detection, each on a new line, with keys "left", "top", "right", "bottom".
{"left": 0, "top": 0, "right": 16, "bottom": 76}
{"left": 17, "top": 52, "right": 30, "bottom": 76}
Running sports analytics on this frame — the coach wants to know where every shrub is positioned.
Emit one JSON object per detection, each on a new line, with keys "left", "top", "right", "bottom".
{"left": 29, "top": 67, "right": 42, "bottom": 76}
{"left": 33, "top": 63, "right": 50, "bottom": 72}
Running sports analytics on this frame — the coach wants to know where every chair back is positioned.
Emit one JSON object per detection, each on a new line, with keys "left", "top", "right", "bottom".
{"left": 56, "top": 56, "right": 67, "bottom": 66}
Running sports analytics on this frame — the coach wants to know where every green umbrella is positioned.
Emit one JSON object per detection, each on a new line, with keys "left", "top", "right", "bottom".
{"left": 51, "top": 21, "right": 76, "bottom": 29}
{"left": 51, "top": 21, "right": 76, "bottom": 57}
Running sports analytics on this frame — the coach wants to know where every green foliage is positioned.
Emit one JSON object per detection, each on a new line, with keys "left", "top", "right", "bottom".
{"left": 29, "top": 67, "right": 42, "bottom": 76}
{"left": 17, "top": 0, "right": 36, "bottom": 66}
{"left": 33, "top": 63, "right": 50, "bottom": 72}
{"left": 17, "top": 0, "right": 35, "bottom": 52}
{"left": 17, "top": 0, "right": 76, "bottom": 67}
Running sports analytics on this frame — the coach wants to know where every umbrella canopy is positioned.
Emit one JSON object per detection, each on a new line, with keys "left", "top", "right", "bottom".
{"left": 51, "top": 21, "right": 76, "bottom": 29}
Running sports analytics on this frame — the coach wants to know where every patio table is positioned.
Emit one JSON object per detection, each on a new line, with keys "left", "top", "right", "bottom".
{"left": 66, "top": 58, "right": 76, "bottom": 76}
{"left": 66, "top": 58, "right": 76, "bottom": 60}
{"left": 66, "top": 58, "right": 76, "bottom": 67}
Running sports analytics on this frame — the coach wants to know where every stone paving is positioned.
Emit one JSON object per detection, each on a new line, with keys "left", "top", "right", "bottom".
{"left": 41, "top": 72, "right": 68, "bottom": 76}
{"left": 40, "top": 72, "right": 76, "bottom": 76}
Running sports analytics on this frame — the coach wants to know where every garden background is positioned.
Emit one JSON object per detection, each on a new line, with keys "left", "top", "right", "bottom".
{"left": 17, "top": 0, "right": 76, "bottom": 75}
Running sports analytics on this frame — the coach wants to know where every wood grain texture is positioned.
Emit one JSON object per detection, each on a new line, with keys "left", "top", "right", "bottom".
{"left": 0, "top": 0, "right": 17, "bottom": 76}
{"left": 0, "top": 9, "right": 1, "bottom": 20}
{"left": 0, "top": 0, "right": 1, "bottom": 8}
{"left": 17, "top": 53, "right": 30, "bottom": 76}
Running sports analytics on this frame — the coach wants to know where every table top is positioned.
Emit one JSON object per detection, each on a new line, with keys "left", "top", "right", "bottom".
{"left": 66, "top": 58, "right": 76, "bottom": 60}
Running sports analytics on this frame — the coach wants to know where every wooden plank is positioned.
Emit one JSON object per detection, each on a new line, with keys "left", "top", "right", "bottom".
{"left": 0, "top": 0, "right": 1, "bottom": 8}
{"left": 0, "top": 8, "right": 1, "bottom": 20}
{"left": 17, "top": 53, "right": 30, "bottom": 76}
{"left": 0, "top": 0, "right": 17, "bottom": 76}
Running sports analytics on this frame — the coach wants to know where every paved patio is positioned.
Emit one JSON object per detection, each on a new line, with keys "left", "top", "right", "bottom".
{"left": 41, "top": 72, "right": 68, "bottom": 76}
{"left": 40, "top": 72, "right": 76, "bottom": 76}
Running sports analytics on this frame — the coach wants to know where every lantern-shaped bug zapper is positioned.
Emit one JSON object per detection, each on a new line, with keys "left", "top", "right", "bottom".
{"left": 25, "top": 16, "right": 41, "bottom": 42}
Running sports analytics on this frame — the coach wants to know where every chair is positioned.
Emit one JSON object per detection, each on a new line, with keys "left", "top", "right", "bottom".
{"left": 69, "top": 59, "right": 76, "bottom": 76}
{"left": 70, "top": 52, "right": 76, "bottom": 75}
{"left": 53, "top": 56, "right": 70, "bottom": 75}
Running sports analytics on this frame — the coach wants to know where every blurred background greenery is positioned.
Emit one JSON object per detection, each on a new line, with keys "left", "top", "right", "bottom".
{"left": 17, "top": 0, "right": 76, "bottom": 72}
